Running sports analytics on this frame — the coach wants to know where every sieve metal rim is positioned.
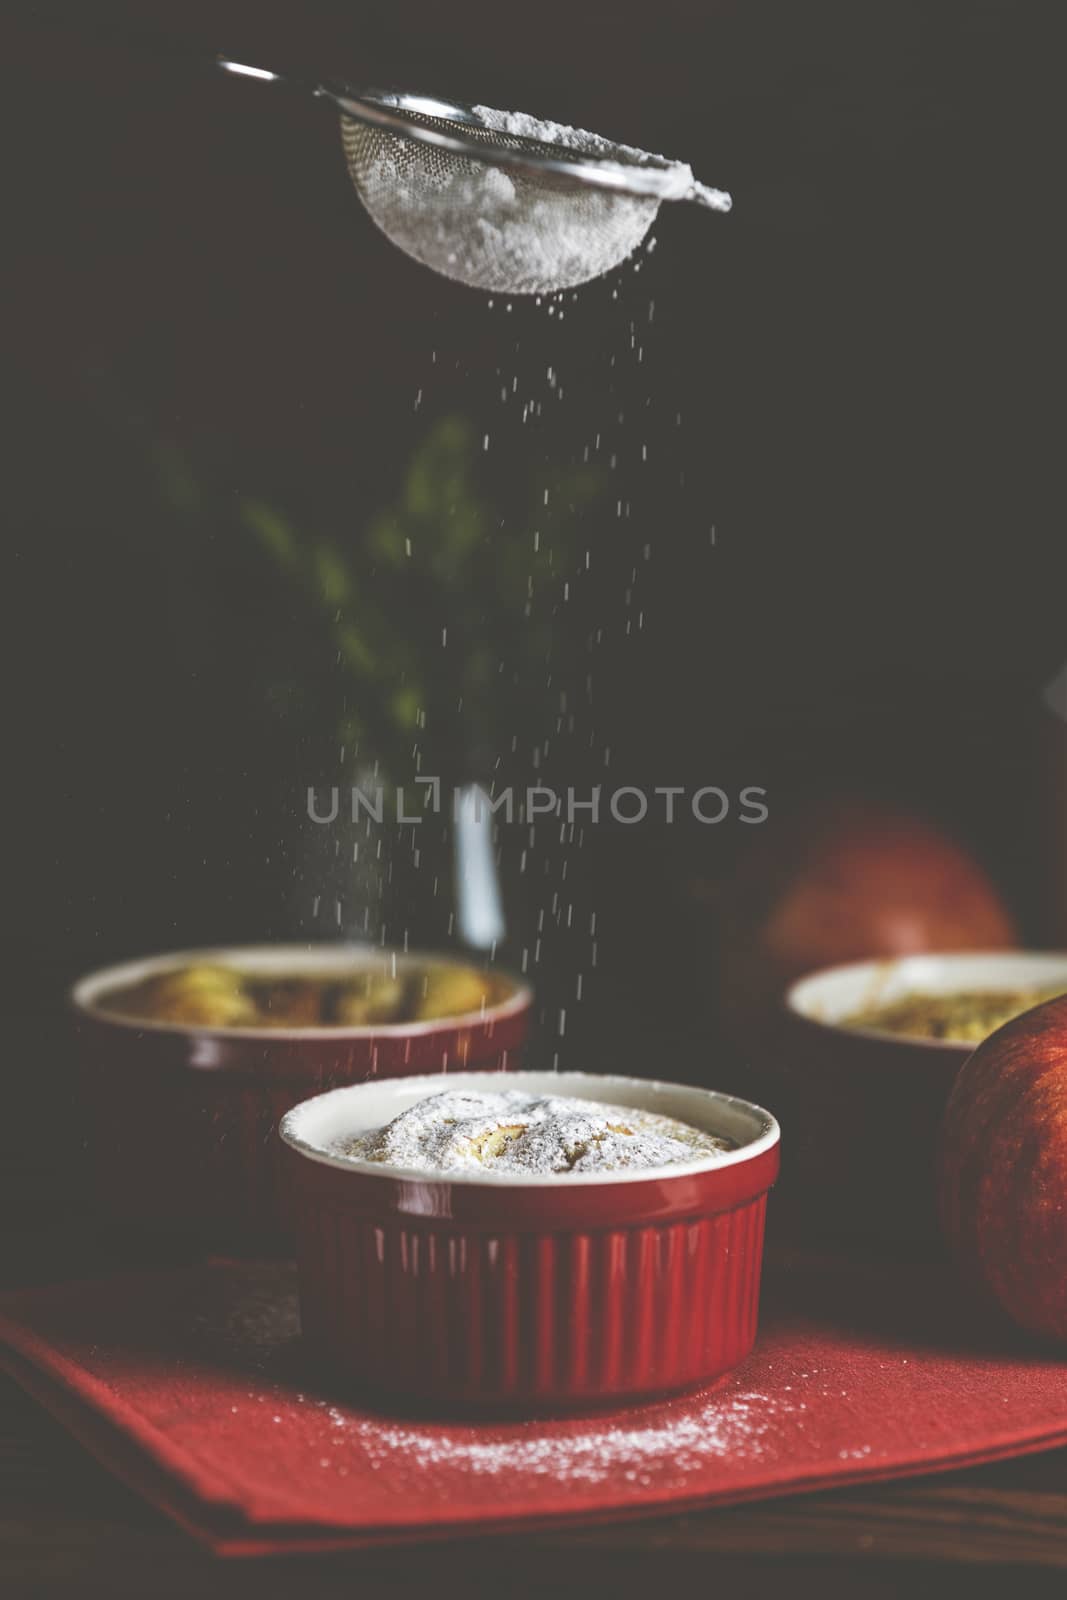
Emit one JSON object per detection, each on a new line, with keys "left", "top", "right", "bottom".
{"left": 325, "top": 87, "right": 694, "bottom": 201}
{"left": 215, "top": 60, "right": 695, "bottom": 203}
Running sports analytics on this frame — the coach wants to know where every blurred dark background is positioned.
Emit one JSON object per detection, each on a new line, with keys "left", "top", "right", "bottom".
{"left": 4, "top": 0, "right": 1064, "bottom": 1139}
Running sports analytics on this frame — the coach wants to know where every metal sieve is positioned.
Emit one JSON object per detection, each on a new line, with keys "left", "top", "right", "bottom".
{"left": 218, "top": 60, "right": 731, "bottom": 294}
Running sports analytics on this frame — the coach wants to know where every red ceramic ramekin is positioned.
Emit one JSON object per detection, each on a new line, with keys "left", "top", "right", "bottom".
{"left": 71, "top": 945, "right": 531, "bottom": 1250}
{"left": 280, "top": 1070, "right": 780, "bottom": 1410}
{"left": 778, "top": 949, "right": 1067, "bottom": 1249}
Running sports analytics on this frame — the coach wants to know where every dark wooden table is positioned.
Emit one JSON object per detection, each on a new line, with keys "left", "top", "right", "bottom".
{"left": 5, "top": 1120, "right": 1067, "bottom": 1598}
{"left": 6, "top": 1370, "right": 1067, "bottom": 1598}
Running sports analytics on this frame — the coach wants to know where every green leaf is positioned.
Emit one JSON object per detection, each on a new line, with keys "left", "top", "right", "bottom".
{"left": 405, "top": 417, "right": 478, "bottom": 520}
{"left": 241, "top": 500, "right": 300, "bottom": 574}
{"left": 367, "top": 511, "right": 408, "bottom": 568}
{"left": 390, "top": 684, "right": 422, "bottom": 730}
{"left": 313, "top": 542, "right": 352, "bottom": 607}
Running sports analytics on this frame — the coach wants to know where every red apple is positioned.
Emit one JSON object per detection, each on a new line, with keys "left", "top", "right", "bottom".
{"left": 705, "top": 797, "right": 1018, "bottom": 1046}
{"left": 940, "top": 994, "right": 1067, "bottom": 1340}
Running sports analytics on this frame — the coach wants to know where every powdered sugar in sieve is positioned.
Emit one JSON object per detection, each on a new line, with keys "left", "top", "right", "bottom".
{"left": 214, "top": 64, "right": 731, "bottom": 294}
{"left": 339, "top": 97, "right": 731, "bottom": 295}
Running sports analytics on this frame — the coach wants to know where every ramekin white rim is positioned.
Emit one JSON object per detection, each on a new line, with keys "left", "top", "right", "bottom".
{"left": 279, "top": 1069, "right": 780, "bottom": 1189}
{"left": 786, "top": 948, "right": 1067, "bottom": 1051}
{"left": 69, "top": 944, "right": 531, "bottom": 1041}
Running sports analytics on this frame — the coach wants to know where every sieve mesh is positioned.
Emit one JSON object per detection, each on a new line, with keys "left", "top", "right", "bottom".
{"left": 340, "top": 113, "right": 661, "bottom": 295}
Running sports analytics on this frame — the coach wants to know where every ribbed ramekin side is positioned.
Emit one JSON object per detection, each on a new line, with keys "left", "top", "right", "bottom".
{"left": 294, "top": 1191, "right": 769, "bottom": 1405}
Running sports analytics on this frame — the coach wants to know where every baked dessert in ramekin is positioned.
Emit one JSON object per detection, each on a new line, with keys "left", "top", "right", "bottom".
{"left": 280, "top": 1070, "right": 779, "bottom": 1409}
{"left": 779, "top": 949, "right": 1067, "bottom": 1248}
{"left": 71, "top": 945, "right": 530, "bottom": 1249}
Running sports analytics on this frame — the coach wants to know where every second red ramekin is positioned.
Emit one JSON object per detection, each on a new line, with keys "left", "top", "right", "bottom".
{"left": 280, "top": 1070, "right": 779, "bottom": 1409}
{"left": 71, "top": 945, "right": 531, "bottom": 1250}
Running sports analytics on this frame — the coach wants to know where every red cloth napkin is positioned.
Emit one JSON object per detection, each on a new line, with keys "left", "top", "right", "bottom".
{"left": 2, "top": 1252, "right": 1066, "bottom": 1556}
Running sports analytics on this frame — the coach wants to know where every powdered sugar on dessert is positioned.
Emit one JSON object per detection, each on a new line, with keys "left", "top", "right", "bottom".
{"left": 334, "top": 1087, "right": 731, "bottom": 1176}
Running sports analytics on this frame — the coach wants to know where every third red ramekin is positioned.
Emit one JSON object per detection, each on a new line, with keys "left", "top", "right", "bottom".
{"left": 779, "top": 950, "right": 1067, "bottom": 1247}
{"left": 280, "top": 1070, "right": 779, "bottom": 1410}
